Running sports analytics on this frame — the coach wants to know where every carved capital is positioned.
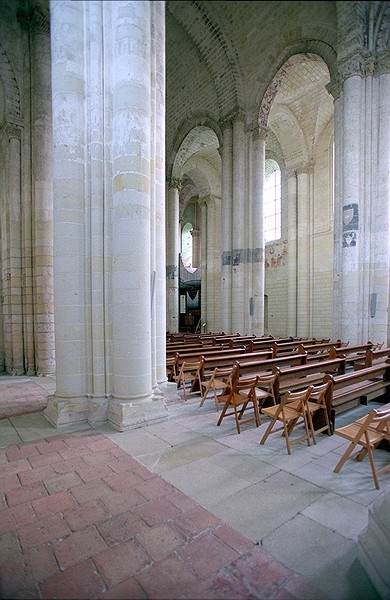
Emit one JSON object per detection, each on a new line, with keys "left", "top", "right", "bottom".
{"left": 168, "top": 177, "right": 182, "bottom": 191}
{"left": 5, "top": 122, "right": 21, "bottom": 140}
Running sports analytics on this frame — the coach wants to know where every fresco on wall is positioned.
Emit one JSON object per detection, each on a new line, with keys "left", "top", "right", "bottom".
{"left": 265, "top": 241, "right": 288, "bottom": 268}
{"left": 342, "top": 203, "right": 358, "bottom": 247}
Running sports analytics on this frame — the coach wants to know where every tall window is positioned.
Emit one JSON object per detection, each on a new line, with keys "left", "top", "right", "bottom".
{"left": 264, "top": 163, "right": 281, "bottom": 243}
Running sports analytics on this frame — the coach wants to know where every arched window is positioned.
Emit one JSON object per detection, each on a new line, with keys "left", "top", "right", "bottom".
{"left": 181, "top": 222, "right": 193, "bottom": 268}
{"left": 264, "top": 162, "right": 281, "bottom": 243}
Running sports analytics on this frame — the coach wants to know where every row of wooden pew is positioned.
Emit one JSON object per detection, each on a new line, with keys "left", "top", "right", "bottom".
{"left": 169, "top": 335, "right": 390, "bottom": 433}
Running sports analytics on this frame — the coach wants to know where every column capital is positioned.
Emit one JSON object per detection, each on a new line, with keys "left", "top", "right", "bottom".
{"left": 168, "top": 177, "right": 182, "bottom": 191}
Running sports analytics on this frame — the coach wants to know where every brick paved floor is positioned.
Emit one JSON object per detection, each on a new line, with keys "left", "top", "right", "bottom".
{"left": 0, "top": 428, "right": 323, "bottom": 600}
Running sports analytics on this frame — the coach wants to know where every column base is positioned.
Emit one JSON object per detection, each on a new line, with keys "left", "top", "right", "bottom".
{"left": 107, "top": 388, "right": 169, "bottom": 432}
{"left": 44, "top": 393, "right": 90, "bottom": 431}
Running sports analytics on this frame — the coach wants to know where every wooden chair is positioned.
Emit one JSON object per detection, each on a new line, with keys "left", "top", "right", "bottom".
{"left": 174, "top": 359, "right": 204, "bottom": 401}
{"left": 217, "top": 376, "right": 260, "bottom": 433}
{"left": 199, "top": 364, "right": 238, "bottom": 411}
{"left": 333, "top": 406, "right": 390, "bottom": 489}
{"left": 288, "top": 380, "right": 332, "bottom": 444}
{"left": 254, "top": 372, "right": 279, "bottom": 416}
{"left": 260, "top": 386, "right": 314, "bottom": 454}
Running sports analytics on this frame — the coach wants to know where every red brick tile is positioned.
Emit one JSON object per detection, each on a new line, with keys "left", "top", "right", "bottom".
{"left": 228, "top": 550, "right": 293, "bottom": 594}
{"left": 93, "top": 538, "right": 151, "bottom": 587}
{"left": 57, "top": 446, "right": 93, "bottom": 461}
{"left": 0, "top": 530, "right": 21, "bottom": 564}
{"left": 0, "top": 507, "right": 17, "bottom": 534}
{"left": 135, "top": 477, "right": 174, "bottom": 501}
{"left": 135, "top": 553, "right": 199, "bottom": 599}
{"left": 28, "top": 451, "right": 63, "bottom": 468}
{"left": 194, "top": 569, "right": 254, "bottom": 600}
{"left": 177, "top": 531, "right": 238, "bottom": 579}
{"left": 70, "top": 478, "right": 115, "bottom": 504}
{"left": 75, "top": 462, "right": 114, "bottom": 483}
{"left": 41, "top": 558, "right": 106, "bottom": 600}
{"left": 64, "top": 499, "right": 110, "bottom": 531}
{"left": 167, "top": 488, "right": 197, "bottom": 512}
{"left": 96, "top": 511, "right": 148, "bottom": 545}
{"left": 43, "top": 470, "right": 84, "bottom": 493}
{"left": 17, "top": 513, "right": 71, "bottom": 551}
{"left": 173, "top": 505, "right": 222, "bottom": 539}
{"left": 11, "top": 502, "right": 36, "bottom": 526}
{"left": 5, "top": 445, "right": 39, "bottom": 462}
{"left": 35, "top": 439, "right": 69, "bottom": 454}
{"left": 32, "top": 490, "right": 77, "bottom": 519}
{"left": 136, "top": 522, "right": 187, "bottom": 562}
{"left": 18, "top": 464, "right": 56, "bottom": 485}
{"left": 80, "top": 451, "right": 115, "bottom": 467}
{"left": 102, "top": 470, "right": 144, "bottom": 491}
{"left": 0, "top": 472, "right": 21, "bottom": 493}
{"left": 213, "top": 523, "right": 254, "bottom": 554}
{"left": 97, "top": 576, "right": 147, "bottom": 599}
{"left": 51, "top": 456, "right": 87, "bottom": 474}
{"left": 105, "top": 455, "right": 146, "bottom": 474}
{"left": 53, "top": 526, "right": 107, "bottom": 570}
{"left": 1, "top": 458, "right": 31, "bottom": 476}
{"left": 99, "top": 488, "right": 146, "bottom": 516}
{"left": 133, "top": 496, "right": 181, "bottom": 527}
{"left": 6, "top": 481, "right": 48, "bottom": 507}
{"left": 0, "top": 542, "right": 59, "bottom": 596}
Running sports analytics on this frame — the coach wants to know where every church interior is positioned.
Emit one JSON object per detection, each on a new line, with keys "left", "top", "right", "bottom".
{"left": 0, "top": 1, "right": 389, "bottom": 599}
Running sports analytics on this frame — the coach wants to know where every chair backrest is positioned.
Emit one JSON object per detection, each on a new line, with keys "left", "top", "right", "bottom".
{"left": 283, "top": 385, "right": 314, "bottom": 409}
{"left": 233, "top": 376, "right": 259, "bottom": 397}
{"left": 309, "top": 380, "right": 332, "bottom": 403}
{"left": 370, "top": 406, "right": 390, "bottom": 435}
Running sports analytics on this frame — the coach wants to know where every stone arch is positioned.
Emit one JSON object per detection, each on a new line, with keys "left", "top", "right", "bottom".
{"left": 167, "top": 112, "right": 222, "bottom": 180}
{"left": 166, "top": 1, "right": 244, "bottom": 119}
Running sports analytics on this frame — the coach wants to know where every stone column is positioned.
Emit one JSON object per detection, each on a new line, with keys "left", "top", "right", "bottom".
{"left": 107, "top": 0, "right": 167, "bottom": 430}
{"left": 47, "top": 0, "right": 168, "bottom": 430}
{"left": 166, "top": 179, "right": 180, "bottom": 333}
{"left": 46, "top": 0, "right": 90, "bottom": 427}
{"left": 203, "top": 195, "right": 221, "bottom": 333}
{"left": 286, "top": 169, "right": 298, "bottom": 337}
{"left": 296, "top": 165, "right": 312, "bottom": 337}
{"left": 250, "top": 125, "right": 266, "bottom": 335}
{"left": 220, "top": 120, "right": 233, "bottom": 333}
{"left": 30, "top": 4, "right": 55, "bottom": 376}
{"left": 4, "top": 127, "right": 24, "bottom": 374}
{"left": 231, "top": 112, "right": 247, "bottom": 333}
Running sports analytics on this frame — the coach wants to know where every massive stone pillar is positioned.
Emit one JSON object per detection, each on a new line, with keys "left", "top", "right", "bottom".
{"left": 231, "top": 112, "right": 247, "bottom": 333}
{"left": 250, "top": 125, "right": 266, "bottom": 335}
{"left": 286, "top": 169, "right": 298, "bottom": 337}
{"left": 201, "top": 195, "right": 222, "bottom": 333}
{"left": 220, "top": 120, "right": 233, "bottom": 333}
{"left": 332, "top": 3, "right": 390, "bottom": 346}
{"left": 46, "top": 0, "right": 168, "bottom": 430}
{"left": 296, "top": 165, "right": 312, "bottom": 337}
{"left": 166, "top": 179, "right": 180, "bottom": 333}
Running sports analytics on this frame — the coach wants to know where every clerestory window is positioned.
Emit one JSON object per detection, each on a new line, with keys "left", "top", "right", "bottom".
{"left": 264, "top": 163, "right": 281, "bottom": 243}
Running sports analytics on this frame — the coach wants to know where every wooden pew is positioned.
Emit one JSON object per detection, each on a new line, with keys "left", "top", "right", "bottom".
{"left": 328, "top": 342, "right": 374, "bottom": 368}
{"left": 298, "top": 340, "right": 344, "bottom": 361}
{"left": 168, "top": 346, "right": 247, "bottom": 382}
{"left": 273, "top": 358, "right": 346, "bottom": 400}
{"left": 324, "top": 363, "right": 390, "bottom": 432}
{"left": 353, "top": 346, "right": 390, "bottom": 370}
{"left": 271, "top": 339, "right": 325, "bottom": 358}
{"left": 248, "top": 337, "right": 296, "bottom": 352}
{"left": 234, "top": 352, "right": 309, "bottom": 383}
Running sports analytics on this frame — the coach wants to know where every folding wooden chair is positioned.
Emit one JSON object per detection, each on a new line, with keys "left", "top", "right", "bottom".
{"left": 217, "top": 375, "right": 260, "bottom": 433}
{"left": 254, "top": 372, "right": 279, "bottom": 417}
{"left": 199, "top": 364, "right": 238, "bottom": 411}
{"left": 174, "top": 359, "right": 204, "bottom": 401}
{"left": 333, "top": 406, "right": 390, "bottom": 489}
{"left": 260, "top": 386, "right": 314, "bottom": 454}
{"left": 288, "top": 380, "right": 332, "bottom": 444}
